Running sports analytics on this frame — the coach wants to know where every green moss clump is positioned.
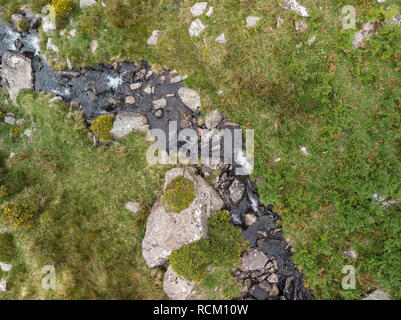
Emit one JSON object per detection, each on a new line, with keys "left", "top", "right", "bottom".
{"left": 162, "top": 176, "right": 195, "bottom": 213}
{"left": 90, "top": 115, "right": 114, "bottom": 143}
{"left": 0, "top": 233, "right": 16, "bottom": 262}
{"left": 170, "top": 210, "right": 248, "bottom": 285}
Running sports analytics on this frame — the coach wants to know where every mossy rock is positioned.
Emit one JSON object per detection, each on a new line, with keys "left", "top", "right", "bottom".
{"left": 90, "top": 115, "right": 114, "bottom": 143}
{"left": 162, "top": 176, "right": 196, "bottom": 213}
{"left": 0, "top": 233, "right": 16, "bottom": 262}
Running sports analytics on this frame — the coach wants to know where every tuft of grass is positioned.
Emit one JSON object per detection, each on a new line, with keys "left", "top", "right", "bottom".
{"left": 0, "top": 233, "right": 16, "bottom": 263}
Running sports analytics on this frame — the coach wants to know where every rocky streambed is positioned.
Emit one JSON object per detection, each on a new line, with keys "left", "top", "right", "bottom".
{"left": 0, "top": 16, "right": 312, "bottom": 300}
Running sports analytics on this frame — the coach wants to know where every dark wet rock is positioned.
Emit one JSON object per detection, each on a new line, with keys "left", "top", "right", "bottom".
{"left": 1, "top": 51, "right": 34, "bottom": 102}
{"left": 283, "top": 276, "right": 295, "bottom": 300}
{"left": 249, "top": 285, "right": 269, "bottom": 300}
{"left": 259, "top": 280, "right": 272, "bottom": 293}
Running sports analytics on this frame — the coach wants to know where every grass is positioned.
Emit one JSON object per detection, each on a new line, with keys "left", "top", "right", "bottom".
{"left": 1, "top": 0, "right": 401, "bottom": 299}
{"left": 0, "top": 90, "right": 169, "bottom": 299}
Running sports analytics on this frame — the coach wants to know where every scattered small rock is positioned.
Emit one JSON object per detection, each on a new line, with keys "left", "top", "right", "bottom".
{"left": 147, "top": 30, "right": 161, "bottom": 45}
{"left": 363, "top": 289, "right": 391, "bottom": 300}
{"left": 90, "top": 39, "right": 98, "bottom": 54}
{"left": 0, "top": 279, "right": 6, "bottom": 292}
{"left": 178, "top": 87, "right": 201, "bottom": 113}
{"left": 189, "top": 19, "right": 206, "bottom": 37}
{"left": 279, "top": 0, "right": 310, "bottom": 18}
{"left": 80, "top": 0, "right": 97, "bottom": 9}
{"left": 125, "top": 202, "right": 141, "bottom": 214}
{"left": 0, "top": 262, "right": 12, "bottom": 272}
{"left": 153, "top": 98, "right": 167, "bottom": 109}
{"left": 4, "top": 113, "right": 16, "bottom": 125}
{"left": 190, "top": 2, "right": 208, "bottom": 17}
{"left": 130, "top": 83, "right": 142, "bottom": 90}
{"left": 246, "top": 16, "right": 260, "bottom": 29}
{"left": 215, "top": 33, "right": 226, "bottom": 44}
{"left": 205, "top": 109, "right": 224, "bottom": 129}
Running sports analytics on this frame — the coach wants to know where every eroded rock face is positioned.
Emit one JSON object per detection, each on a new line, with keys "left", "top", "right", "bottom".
{"left": 353, "top": 21, "right": 381, "bottom": 49}
{"left": 163, "top": 265, "right": 196, "bottom": 300}
{"left": 1, "top": 51, "right": 34, "bottom": 102}
{"left": 142, "top": 167, "right": 224, "bottom": 268}
{"left": 110, "top": 111, "right": 150, "bottom": 139}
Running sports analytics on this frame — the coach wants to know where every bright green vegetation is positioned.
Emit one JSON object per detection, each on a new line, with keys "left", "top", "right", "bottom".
{"left": 170, "top": 210, "right": 248, "bottom": 299}
{"left": 0, "top": 90, "right": 169, "bottom": 299}
{"left": 0, "top": 0, "right": 400, "bottom": 299}
{"left": 162, "top": 176, "right": 195, "bottom": 213}
{"left": 90, "top": 115, "right": 114, "bottom": 143}
{"left": 0, "top": 233, "right": 16, "bottom": 263}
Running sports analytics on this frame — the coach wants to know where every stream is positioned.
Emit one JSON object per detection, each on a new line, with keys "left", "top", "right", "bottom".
{"left": 0, "top": 18, "right": 313, "bottom": 300}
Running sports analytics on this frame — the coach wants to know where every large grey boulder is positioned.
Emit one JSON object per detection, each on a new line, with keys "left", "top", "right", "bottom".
{"left": 142, "top": 167, "right": 224, "bottom": 268}
{"left": 1, "top": 51, "right": 34, "bottom": 102}
{"left": 110, "top": 111, "right": 150, "bottom": 139}
{"left": 163, "top": 266, "right": 196, "bottom": 300}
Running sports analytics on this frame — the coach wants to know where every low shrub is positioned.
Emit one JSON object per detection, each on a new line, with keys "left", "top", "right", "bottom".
{"left": 162, "top": 176, "right": 195, "bottom": 213}
{"left": 90, "top": 115, "right": 114, "bottom": 143}
{"left": 51, "top": 0, "right": 74, "bottom": 26}
{"left": 0, "top": 233, "right": 16, "bottom": 262}
{"left": 169, "top": 238, "right": 210, "bottom": 283}
{"left": 170, "top": 210, "right": 247, "bottom": 284}
{"left": 2, "top": 201, "right": 36, "bottom": 229}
